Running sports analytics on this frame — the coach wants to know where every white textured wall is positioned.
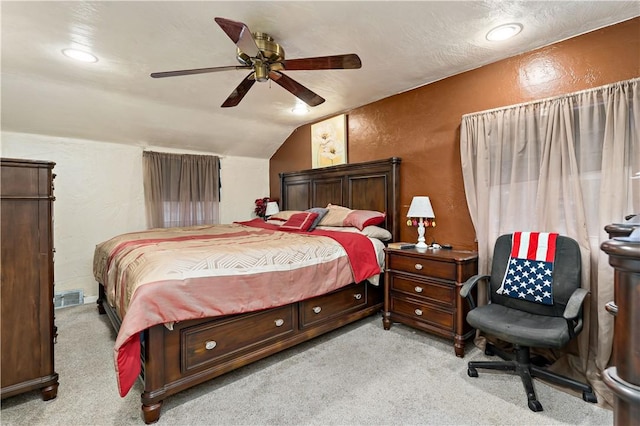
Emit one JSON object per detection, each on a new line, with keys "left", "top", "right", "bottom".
{"left": 0, "top": 131, "right": 269, "bottom": 301}
{"left": 218, "top": 155, "right": 271, "bottom": 224}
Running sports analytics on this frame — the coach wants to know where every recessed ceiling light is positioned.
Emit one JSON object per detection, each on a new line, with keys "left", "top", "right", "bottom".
{"left": 291, "top": 103, "right": 309, "bottom": 115}
{"left": 62, "top": 48, "right": 98, "bottom": 63}
{"left": 486, "top": 23, "right": 523, "bottom": 41}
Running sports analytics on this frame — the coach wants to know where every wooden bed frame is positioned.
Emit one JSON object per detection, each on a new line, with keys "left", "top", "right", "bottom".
{"left": 97, "top": 157, "right": 401, "bottom": 423}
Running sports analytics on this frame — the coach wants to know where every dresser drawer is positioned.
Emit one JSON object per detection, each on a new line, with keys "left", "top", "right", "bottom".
{"left": 390, "top": 296, "right": 453, "bottom": 330}
{"left": 182, "top": 305, "right": 294, "bottom": 372}
{"left": 300, "top": 282, "right": 366, "bottom": 327}
{"left": 388, "top": 253, "right": 456, "bottom": 281}
{"left": 390, "top": 275, "right": 455, "bottom": 307}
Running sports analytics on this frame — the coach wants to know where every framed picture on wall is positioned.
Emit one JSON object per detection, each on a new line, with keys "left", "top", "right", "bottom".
{"left": 311, "top": 114, "right": 347, "bottom": 168}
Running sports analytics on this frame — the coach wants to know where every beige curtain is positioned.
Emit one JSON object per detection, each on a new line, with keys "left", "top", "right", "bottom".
{"left": 143, "top": 151, "right": 220, "bottom": 228}
{"left": 460, "top": 78, "right": 639, "bottom": 406}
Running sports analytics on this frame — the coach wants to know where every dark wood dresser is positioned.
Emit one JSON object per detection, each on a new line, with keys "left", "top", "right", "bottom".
{"left": 1, "top": 158, "right": 59, "bottom": 400}
{"left": 383, "top": 247, "right": 478, "bottom": 357}
{"left": 604, "top": 223, "right": 638, "bottom": 239}
{"left": 601, "top": 225, "right": 640, "bottom": 426}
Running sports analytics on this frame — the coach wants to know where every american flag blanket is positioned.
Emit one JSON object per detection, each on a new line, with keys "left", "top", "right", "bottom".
{"left": 496, "top": 232, "right": 558, "bottom": 305}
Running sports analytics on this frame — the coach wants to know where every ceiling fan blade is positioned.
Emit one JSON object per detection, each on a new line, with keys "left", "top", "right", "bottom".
{"left": 282, "top": 54, "right": 362, "bottom": 71}
{"left": 214, "top": 17, "right": 261, "bottom": 58}
{"left": 151, "top": 65, "right": 251, "bottom": 78}
{"left": 221, "top": 73, "right": 256, "bottom": 108}
{"left": 269, "top": 71, "right": 325, "bottom": 107}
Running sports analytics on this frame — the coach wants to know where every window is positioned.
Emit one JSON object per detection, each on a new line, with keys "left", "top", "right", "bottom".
{"left": 143, "top": 151, "right": 220, "bottom": 228}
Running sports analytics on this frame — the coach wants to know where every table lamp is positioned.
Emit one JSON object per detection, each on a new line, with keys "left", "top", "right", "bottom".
{"left": 407, "top": 196, "right": 435, "bottom": 249}
{"left": 265, "top": 201, "right": 280, "bottom": 219}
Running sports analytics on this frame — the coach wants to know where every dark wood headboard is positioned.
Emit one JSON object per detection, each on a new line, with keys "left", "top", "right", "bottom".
{"left": 279, "top": 157, "right": 401, "bottom": 241}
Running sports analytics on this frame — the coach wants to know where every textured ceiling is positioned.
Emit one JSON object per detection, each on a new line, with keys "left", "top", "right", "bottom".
{"left": 2, "top": 1, "right": 638, "bottom": 158}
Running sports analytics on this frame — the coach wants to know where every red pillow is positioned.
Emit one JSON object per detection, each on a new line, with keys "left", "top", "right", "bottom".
{"left": 344, "top": 210, "right": 386, "bottom": 230}
{"left": 280, "top": 212, "right": 319, "bottom": 231}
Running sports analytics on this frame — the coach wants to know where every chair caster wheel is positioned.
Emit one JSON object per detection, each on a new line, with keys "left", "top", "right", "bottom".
{"left": 582, "top": 391, "right": 597, "bottom": 403}
{"left": 468, "top": 367, "right": 478, "bottom": 378}
{"left": 528, "top": 400, "right": 543, "bottom": 412}
{"left": 484, "top": 345, "right": 494, "bottom": 356}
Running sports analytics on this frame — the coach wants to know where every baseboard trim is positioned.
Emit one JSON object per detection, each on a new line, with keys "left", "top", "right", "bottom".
{"left": 84, "top": 295, "right": 98, "bottom": 305}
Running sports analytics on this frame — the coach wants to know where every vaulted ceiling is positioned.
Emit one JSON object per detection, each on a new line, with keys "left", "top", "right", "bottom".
{"left": 2, "top": 1, "right": 638, "bottom": 158}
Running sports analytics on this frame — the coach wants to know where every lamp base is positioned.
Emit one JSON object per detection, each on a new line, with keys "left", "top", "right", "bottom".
{"left": 415, "top": 220, "right": 428, "bottom": 249}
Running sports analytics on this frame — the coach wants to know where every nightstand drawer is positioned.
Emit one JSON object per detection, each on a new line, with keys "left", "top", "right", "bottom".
{"left": 391, "top": 297, "right": 453, "bottom": 329}
{"left": 388, "top": 254, "right": 456, "bottom": 280}
{"left": 390, "top": 275, "right": 455, "bottom": 307}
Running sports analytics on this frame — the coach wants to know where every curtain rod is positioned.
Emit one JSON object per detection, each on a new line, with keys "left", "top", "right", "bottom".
{"left": 142, "top": 148, "right": 226, "bottom": 158}
{"left": 461, "top": 77, "right": 639, "bottom": 119}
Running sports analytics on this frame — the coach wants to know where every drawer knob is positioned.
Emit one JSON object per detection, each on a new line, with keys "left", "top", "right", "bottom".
{"left": 205, "top": 340, "right": 217, "bottom": 350}
{"left": 414, "top": 309, "right": 423, "bottom": 316}
{"left": 414, "top": 286, "right": 423, "bottom": 293}
{"left": 274, "top": 318, "right": 284, "bottom": 327}
{"left": 414, "top": 263, "right": 423, "bottom": 271}
{"left": 354, "top": 293, "right": 363, "bottom": 300}
{"left": 313, "top": 306, "right": 322, "bottom": 314}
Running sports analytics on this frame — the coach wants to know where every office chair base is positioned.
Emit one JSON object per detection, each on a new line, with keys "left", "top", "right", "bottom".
{"left": 528, "top": 400, "right": 543, "bottom": 412}
{"left": 468, "top": 343, "right": 597, "bottom": 412}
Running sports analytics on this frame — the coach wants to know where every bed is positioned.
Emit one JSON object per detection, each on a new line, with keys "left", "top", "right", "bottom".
{"left": 95, "top": 157, "right": 401, "bottom": 423}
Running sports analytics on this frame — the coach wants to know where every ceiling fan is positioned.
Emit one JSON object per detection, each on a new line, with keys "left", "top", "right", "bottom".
{"left": 150, "top": 17, "right": 362, "bottom": 108}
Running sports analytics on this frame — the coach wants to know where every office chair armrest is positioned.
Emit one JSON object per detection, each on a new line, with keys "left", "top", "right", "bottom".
{"left": 460, "top": 274, "right": 491, "bottom": 310}
{"left": 563, "top": 287, "right": 589, "bottom": 320}
{"left": 563, "top": 287, "right": 589, "bottom": 338}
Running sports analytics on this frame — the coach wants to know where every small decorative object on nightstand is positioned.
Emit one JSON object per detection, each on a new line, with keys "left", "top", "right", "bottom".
{"left": 407, "top": 196, "right": 435, "bottom": 249}
{"left": 383, "top": 246, "right": 478, "bottom": 357}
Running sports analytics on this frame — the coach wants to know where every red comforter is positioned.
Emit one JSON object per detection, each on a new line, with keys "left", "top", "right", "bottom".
{"left": 93, "top": 219, "right": 381, "bottom": 396}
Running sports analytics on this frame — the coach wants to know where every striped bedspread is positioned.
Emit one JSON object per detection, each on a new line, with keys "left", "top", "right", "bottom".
{"left": 93, "top": 219, "right": 382, "bottom": 397}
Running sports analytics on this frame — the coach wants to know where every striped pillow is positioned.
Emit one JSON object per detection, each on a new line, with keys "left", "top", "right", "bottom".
{"left": 280, "top": 212, "right": 319, "bottom": 231}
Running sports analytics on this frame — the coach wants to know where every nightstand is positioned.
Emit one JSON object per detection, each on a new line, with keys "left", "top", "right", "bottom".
{"left": 383, "top": 247, "right": 478, "bottom": 357}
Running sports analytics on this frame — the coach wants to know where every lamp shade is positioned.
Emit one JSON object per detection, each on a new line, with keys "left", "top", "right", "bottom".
{"left": 407, "top": 196, "right": 435, "bottom": 218}
{"left": 265, "top": 201, "right": 280, "bottom": 216}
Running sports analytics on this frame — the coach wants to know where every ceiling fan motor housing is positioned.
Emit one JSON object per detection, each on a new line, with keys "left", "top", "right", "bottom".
{"left": 236, "top": 32, "right": 285, "bottom": 80}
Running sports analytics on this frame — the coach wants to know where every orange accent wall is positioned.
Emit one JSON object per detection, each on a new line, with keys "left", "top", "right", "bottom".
{"left": 270, "top": 18, "right": 640, "bottom": 250}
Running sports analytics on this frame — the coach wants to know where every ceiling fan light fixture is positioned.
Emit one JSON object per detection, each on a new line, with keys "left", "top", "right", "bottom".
{"left": 62, "top": 48, "right": 98, "bottom": 63}
{"left": 486, "top": 23, "right": 523, "bottom": 41}
{"left": 254, "top": 61, "right": 269, "bottom": 82}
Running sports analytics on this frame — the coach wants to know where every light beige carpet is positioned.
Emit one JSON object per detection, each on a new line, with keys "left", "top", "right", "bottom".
{"left": 1, "top": 303, "right": 612, "bottom": 425}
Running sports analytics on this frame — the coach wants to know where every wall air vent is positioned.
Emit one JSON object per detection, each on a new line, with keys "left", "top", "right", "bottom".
{"left": 54, "top": 289, "right": 84, "bottom": 309}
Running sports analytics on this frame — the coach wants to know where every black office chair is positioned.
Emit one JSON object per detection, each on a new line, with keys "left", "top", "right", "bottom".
{"left": 460, "top": 233, "right": 597, "bottom": 412}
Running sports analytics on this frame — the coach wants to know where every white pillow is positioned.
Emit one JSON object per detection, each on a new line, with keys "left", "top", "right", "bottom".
{"left": 314, "top": 225, "right": 392, "bottom": 241}
{"left": 361, "top": 225, "right": 393, "bottom": 241}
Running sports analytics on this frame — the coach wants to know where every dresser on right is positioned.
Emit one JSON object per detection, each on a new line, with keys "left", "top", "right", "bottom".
{"left": 601, "top": 224, "right": 640, "bottom": 426}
